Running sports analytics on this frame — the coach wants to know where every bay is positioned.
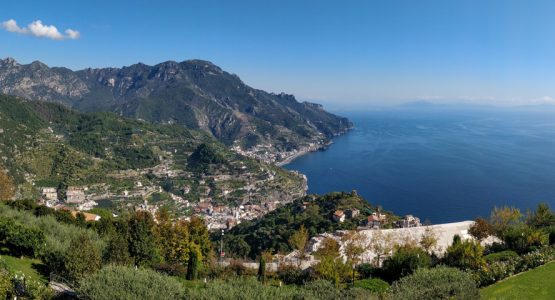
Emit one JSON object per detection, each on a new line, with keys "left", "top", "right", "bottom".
{"left": 284, "top": 107, "right": 555, "bottom": 223}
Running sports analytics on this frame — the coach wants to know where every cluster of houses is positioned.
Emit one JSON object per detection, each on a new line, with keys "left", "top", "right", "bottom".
{"left": 41, "top": 186, "right": 86, "bottom": 204}
{"left": 198, "top": 201, "right": 285, "bottom": 230}
{"left": 332, "top": 208, "right": 361, "bottom": 222}
{"left": 38, "top": 186, "right": 101, "bottom": 221}
{"left": 332, "top": 208, "right": 421, "bottom": 230}
{"left": 395, "top": 214, "right": 422, "bottom": 228}
{"left": 231, "top": 142, "right": 323, "bottom": 165}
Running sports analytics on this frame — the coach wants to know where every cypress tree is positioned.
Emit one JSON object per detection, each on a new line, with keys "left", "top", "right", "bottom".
{"left": 186, "top": 245, "right": 200, "bottom": 280}
{"left": 258, "top": 255, "right": 266, "bottom": 283}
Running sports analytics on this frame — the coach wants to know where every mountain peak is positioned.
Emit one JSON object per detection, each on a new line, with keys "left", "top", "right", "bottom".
{"left": 0, "top": 57, "right": 20, "bottom": 68}
{"left": 29, "top": 60, "right": 49, "bottom": 69}
{"left": 0, "top": 57, "right": 352, "bottom": 149}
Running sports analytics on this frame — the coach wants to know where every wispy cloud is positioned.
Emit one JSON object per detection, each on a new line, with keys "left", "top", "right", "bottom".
{"left": 1, "top": 19, "right": 80, "bottom": 40}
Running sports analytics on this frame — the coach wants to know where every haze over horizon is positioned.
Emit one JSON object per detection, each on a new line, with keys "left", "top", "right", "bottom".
{"left": 2, "top": 0, "right": 555, "bottom": 107}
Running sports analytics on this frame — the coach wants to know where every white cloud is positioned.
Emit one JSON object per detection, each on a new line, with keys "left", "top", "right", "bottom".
{"left": 65, "top": 29, "right": 80, "bottom": 39}
{"left": 1, "top": 19, "right": 80, "bottom": 40}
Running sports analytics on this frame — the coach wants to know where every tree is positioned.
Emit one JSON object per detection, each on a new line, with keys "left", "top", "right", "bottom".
{"left": 313, "top": 237, "right": 350, "bottom": 285}
{"left": 369, "top": 230, "right": 395, "bottom": 266}
{"left": 526, "top": 203, "right": 555, "bottom": 229}
{"left": 0, "top": 170, "right": 15, "bottom": 200}
{"left": 313, "top": 255, "right": 351, "bottom": 287}
{"left": 165, "top": 220, "right": 191, "bottom": 265}
{"left": 469, "top": 217, "right": 492, "bottom": 241}
{"left": 382, "top": 245, "right": 431, "bottom": 281}
{"left": 64, "top": 234, "right": 102, "bottom": 281}
{"left": 419, "top": 225, "right": 439, "bottom": 254}
{"left": 490, "top": 206, "right": 522, "bottom": 236}
{"left": 226, "top": 236, "right": 251, "bottom": 259}
{"left": 128, "top": 211, "right": 160, "bottom": 267}
{"left": 390, "top": 266, "right": 480, "bottom": 300}
{"left": 187, "top": 216, "right": 212, "bottom": 261}
{"left": 186, "top": 244, "right": 201, "bottom": 280}
{"left": 257, "top": 255, "right": 266, "bottom": 283}
{"left": 104, "top": 233, "right": 132, "bottom": 266}
{"left": 289, "top": 225, "right": 308, "bottom": 268}
{"left": 316, "top": 237, "right": 341, "bottom": 258}
{"left": 342, "top": 230, "right": 367, "bottom": 265}
{"left": 443, "top": 235, "right": 485, "bottom": 270}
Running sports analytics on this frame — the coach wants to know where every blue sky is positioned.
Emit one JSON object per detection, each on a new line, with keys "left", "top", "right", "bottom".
{"left": 2, "top": 0, "right": 555, "bottom": 107}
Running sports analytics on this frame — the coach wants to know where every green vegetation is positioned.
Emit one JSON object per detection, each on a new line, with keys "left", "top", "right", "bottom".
{"left": 187, "top": 143, "right": 227, "bottom": 173}
{"left": 484, "top": 250, "right": 519, "bottom": 263}
{"left": 223, "top": 192, "right": 391, "bottom": 258}
{"left": 390, "top": 266, "right": 480, "bottom": 300}
{"left": 354, "top": 278, "right": 390, "bottom": 295}
{"left": 78, "top": 265, "right": 186, "bottom": 300}
{"left": 481, "top": 261, "right": 555, "bottom": 300}
{"left": 382, "top": 244, "right": 431, "bottom": 281}
{"left": 0, "top": 94, "right": 306, "bottom": 212}
{"left": 183, "top": 277, "right": 375, "bottom": 300}
{"left": 0, "top": 254, "right": 47, "bottom": 283}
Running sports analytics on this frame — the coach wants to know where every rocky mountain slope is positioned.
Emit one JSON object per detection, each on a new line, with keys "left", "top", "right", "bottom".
{"left": 0, "top": 57, "right": 351, "bottom": 149}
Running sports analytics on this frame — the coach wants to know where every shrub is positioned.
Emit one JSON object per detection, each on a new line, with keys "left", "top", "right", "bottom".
{"left": 484, "top": 250, "right": 519, "bottom": 263}
{"left": 443, "top": 237, "right": 485, "bottom": 270}
{"left": 382, "top": 245, "right": 431, "bottom": 281}
{"left": 503, "top": 225, "right": 548, "bottom": 254}
{"left": 0, "top": 204, "right": 105, "bottom": 275}
{"left": 0, "top": 219, "right": 45, "bottom": 257}
{"left": 184, "top": 277, "right": 376, "bottom": 300}
{"left": 277, "top": 266, "right": 314, "bottom": 285}
{"left": 484, "top": 242, "right": 508, "bottom": 255}
{"left": 474, "top": 259, "right": 519, "bottom": 287}
{"left": 0, "top": 271, "right": 12, "bottom": 299}
{"left": 354, "top": 278, "right": 390, "bottom": 294}
{"left": 356, "top": 263, "right": 377, "bottom": 279}
{"left": 474, "top": 246, "right": 555, "bottom": 287}
{"left": 518, "top": 246, "right": 554, "bottom": 270}
{"left": 77, "top": 265, "right": 186, "bottom": 300}
{"left": 390, "top": 266, "right": 479, "bottom": 300}
{"left": 154, "top": 262, "right": 187, "bottom": 277}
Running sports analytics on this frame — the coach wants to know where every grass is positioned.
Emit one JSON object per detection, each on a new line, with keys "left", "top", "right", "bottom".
{"left": 481, "top": 261, "right": 555, "bottom": 300}
{"left": 0, "top": 253, "right": 48, "bottom": 284}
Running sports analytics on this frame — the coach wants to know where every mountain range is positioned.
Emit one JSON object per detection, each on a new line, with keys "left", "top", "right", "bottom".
{"left": 0, "top": 57, "right": 351, "bottom": 149}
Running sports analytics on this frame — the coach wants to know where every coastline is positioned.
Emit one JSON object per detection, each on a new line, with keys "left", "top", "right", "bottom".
{"left": 276, "top": 148, "right": 312, "bottom": 166}
{"left": 276, "top": 125, "right": 353, "bottom": 167}
{"left": 276, "top": 140, "right": 334, "bottom": 167}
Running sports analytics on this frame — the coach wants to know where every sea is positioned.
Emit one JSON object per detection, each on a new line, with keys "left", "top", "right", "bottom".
{"left": 284, "top": 106, "right": 555, "bottom": 224}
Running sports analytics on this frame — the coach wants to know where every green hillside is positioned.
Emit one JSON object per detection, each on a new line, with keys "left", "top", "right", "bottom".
{"left": 0, "top": 94, "right": 306, "bottom": 214}
{"left": 222, "top": 191, "right": 397, "bottom": 258}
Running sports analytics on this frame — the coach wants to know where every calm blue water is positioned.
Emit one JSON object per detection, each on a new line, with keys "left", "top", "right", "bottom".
{"left": 284, "top": 108, "right": 555, "bottom": 224}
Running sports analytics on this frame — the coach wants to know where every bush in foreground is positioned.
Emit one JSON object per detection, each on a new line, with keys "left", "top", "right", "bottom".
{"left": 390, "top": 266, "right": 479, "bottom": 300}
{"left": 354, "top": 278, "right": 390, "bottom": 295}
{"left": 77, "top": 265, "right": 186, "bottom": 300}
{"left": 185, "top": 277, "right": 377, "bottom": 300}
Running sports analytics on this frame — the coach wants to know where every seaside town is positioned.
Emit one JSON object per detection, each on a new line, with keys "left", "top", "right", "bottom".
{"left": 34, "top": 157, "right": 308, "bottom": 231}
{"left": 231, "top": 140, "right": 331, "bottom": 165}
